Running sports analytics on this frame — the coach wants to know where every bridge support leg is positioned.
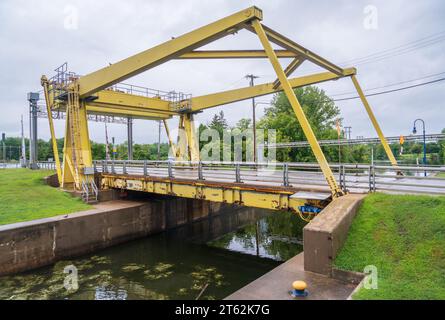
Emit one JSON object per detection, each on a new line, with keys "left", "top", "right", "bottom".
{"left": 62, "top": 98, "right": 93, "bottom": 190}
{"left": 62, "top": 111, "right": 75, "bottom": 188}
{"left": 183, "top": 113, "right": 200, "bottom": 162}
{"left": 163, "top": 120, "right": 177, "bottom": 158}
{"left": 252, "top": 19, "right": 343, "bottom": 197}
{"left": 351, "top": 75, "right": 398, "bottom": 167}
{"left": 176, "top": 115, "right": 188, "bottom": 161}
{"left": 41, "top": 76, "right": 62, "bottom": 183}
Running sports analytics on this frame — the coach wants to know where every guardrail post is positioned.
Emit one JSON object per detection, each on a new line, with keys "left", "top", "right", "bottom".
{"left": 339, "top": 165, "right": 343, "bottom": 190}
{"left": 123, "top": 160, "right": 127, "bottom": 174}
{"left": 372, "top": 165, "right": 376, "bottom": 192}
{"left": 283, "top": 163, "right": 289, "bottom": 187}
{"left": 143, "top": 160, "right": 148, "bottom": 176}
{"left": 105, "top": 160, "right": 109, "bottom": 173}
{"left": 235, "top": 163, "right": 241, "bottom": 183}
{"left": 101, "top": 160, "right": 105, "bottom": 173}
{"left": 112, "top": 160, "right": 116, "bottom": 174}
{"left": 198, "top": 161, "right": 204, "bottom": 180}
{"left": 368, "top": 165, "right": 372, "bottom": 192}
{"left": 168, "top": 161, "right": 173, "bottom": 178}
{"left": 93, "top": 161, "right": 97, "bottom": 173}
{"left": 338, "top": 165, "right": 347, "bottom": 192}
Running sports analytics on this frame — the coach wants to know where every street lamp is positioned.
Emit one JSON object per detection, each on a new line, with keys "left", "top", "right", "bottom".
{"left": 413, "top": 118, "right": 427, "bottom": 176}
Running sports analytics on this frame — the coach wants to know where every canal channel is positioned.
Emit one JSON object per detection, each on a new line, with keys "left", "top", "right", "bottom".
{"left": 0, "top": 206, "right": 306, "bottom": 300}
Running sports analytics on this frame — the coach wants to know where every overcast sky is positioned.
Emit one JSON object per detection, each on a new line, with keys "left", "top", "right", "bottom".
{"left": 1, "top": 0, "right": 444, "bottom": 145}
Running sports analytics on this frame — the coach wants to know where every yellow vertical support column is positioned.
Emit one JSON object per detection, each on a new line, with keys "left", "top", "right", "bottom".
{"left": 176, "top": 115, "right": 188, "bottom": 161}
{"left": 62, "top": 89, "right": 93, "bottom": 190}
{"left": 41, "top": 76, "right": 62, "bottom": 183}
{"left": 78, "top": 100, "right": 93, "bottom": 169}
{"left": 252, "top": 19, "right": 343, "bottom": 197}
{"left": 351, "top": 75, "right": 399, "bottom": 167}
{"left": 183, "top": 113, "right": 200, "bottom": 162}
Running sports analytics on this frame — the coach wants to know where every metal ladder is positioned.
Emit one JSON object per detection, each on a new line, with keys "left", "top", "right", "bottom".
{"left": 81, "top": 177, "right": 98, "bottom": 204}
{"left": 67, "top": 86, "right": 84, "bottom": 187}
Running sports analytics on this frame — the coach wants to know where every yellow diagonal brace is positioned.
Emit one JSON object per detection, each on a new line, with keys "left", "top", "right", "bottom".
{"left": 191, "top": 68, "right": 356, "bottom": 111}
{"left": 351, "top": 75, "right": 399, "bottom": 167}
{"left": 41, "top": 76, "right": 62, "bottom": 183}
{"left": 76, "top": 6, "right": 263, "bottom": 97}
{"left": 252, "top": 20, "right": 343, "bottom": 197}
{"left": 163, "top": 120, "right": 177, "bottom": 157}
{"left": 273, "top": 57, "right": 304, "bottom": 89}
{"left": 245, "top": 24, "right": 344, "bottom": 75}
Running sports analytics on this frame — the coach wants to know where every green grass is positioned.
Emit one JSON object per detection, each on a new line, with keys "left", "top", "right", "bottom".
{"left": 335, "top": 193, "right": 445, "bottom": 300}
{"left": 0, "top": 169, "right": 91, "bottom": 226}
{"left": 437, "top": 172, "right": 445, "bottom": 178}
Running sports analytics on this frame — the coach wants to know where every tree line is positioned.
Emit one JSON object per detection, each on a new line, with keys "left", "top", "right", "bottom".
{"left": 2, "top": 86, "right": 444, "bottom": 165}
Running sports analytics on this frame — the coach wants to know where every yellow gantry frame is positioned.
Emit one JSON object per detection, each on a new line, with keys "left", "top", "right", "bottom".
{"left": 42, "top": 6, "right": 398, "bottom": 196}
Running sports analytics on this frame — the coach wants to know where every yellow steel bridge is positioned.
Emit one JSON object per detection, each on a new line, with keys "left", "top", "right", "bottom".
{"left": 41, "top": 6, "right": 399, "bottom": 218}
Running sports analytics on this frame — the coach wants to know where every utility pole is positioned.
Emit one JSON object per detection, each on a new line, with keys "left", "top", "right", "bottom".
{"left": 20, "top": 115, "right": 26, "bottom": 167}
{"left": 104, "top": 122, "right": 110, "bottom": 161}
{"left": 127, "top": 117, "right": 133, "bottom": 160}
{"left": 112, "top": 137, "right": 116, "bottom": 160}
{"left": 245, "top": 74, "right": 259, "bottom": 163}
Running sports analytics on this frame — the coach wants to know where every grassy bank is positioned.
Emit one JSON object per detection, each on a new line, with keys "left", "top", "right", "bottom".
{"left": 335, "top": 193, "right": 445, "bottom": 299}
{"left": 0, "top": 169, "right": 91, "bottom": 226}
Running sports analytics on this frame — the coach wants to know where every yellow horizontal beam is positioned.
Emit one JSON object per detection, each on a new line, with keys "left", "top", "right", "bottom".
{"left": 92, "top": 89, "right": 173, "bottom": 113}
{"left": 191, "top": 68, "right": 356, "bottom": 111}
{"left": 86, "top": 105, "right": 172, "bottom": 120}
{"left": 53, "top": 68, "right": 355, "bottom": 118}
{"left": 76, "top": 6, "right": 263, "bottom": 98}
{"left": 178, "top": 50, "right": 298, "bottom": 59}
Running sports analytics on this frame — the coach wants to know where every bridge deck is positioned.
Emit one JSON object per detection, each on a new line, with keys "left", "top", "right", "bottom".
{"left": 95, "top": 161, "right": 445, "bottom": 220}
{"left": 95, "top": 161, "right": 445, "bottom": 197}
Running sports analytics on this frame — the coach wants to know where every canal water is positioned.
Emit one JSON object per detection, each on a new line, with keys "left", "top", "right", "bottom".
{"left": 0, "top": 207, "right": 306, "bottom": 300}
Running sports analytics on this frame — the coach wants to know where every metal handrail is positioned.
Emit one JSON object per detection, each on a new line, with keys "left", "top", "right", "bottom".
{"left": 92, "top": 159, "right": 445, "bottom": 196}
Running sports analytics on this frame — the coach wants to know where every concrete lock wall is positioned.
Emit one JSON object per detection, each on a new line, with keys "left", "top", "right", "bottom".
{"left": 303, "top": 194, "right": 365, "bottom": 277}
{"left": 0, "top": 197, "right": 235, "bottom": 276}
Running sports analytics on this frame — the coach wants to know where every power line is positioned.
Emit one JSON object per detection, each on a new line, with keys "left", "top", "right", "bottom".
{"left": 302, "top": 30, "right": 445, "bottom": 74}
{"left": 339, "top": 32, "right": 445, "bottom": 66}
{"left": 332, "top": 77, "right": 445, "bottom": 102}
{"left": 330, "top": 71, "right": 445, "bottom": 97}
{"left": 341, "top": 30, "right": 445, "bottom": 62}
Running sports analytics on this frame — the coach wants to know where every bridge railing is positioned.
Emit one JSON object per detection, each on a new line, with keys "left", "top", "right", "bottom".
{"left": 36, "top": 161, "right": 57, "bottom": 170}
{"left": 93, "top": 160, "right": 445, "bottom": 196}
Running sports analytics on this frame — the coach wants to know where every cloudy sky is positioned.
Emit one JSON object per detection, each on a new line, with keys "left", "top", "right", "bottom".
{"left": 1, "top": 0, "right": 444, "bottom": 145}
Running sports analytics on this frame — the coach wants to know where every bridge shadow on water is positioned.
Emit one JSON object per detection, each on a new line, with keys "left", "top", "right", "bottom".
{"left": 0, "top": 195, "right": 306, "bottom": 300}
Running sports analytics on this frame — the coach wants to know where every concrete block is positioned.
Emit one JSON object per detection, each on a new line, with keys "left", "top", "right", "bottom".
{"left": 303, "top": 194, "right": 365, "bottom": 276}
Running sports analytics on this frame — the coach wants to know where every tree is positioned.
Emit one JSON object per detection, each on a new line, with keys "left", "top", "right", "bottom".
{"left": 257, "top": 86, "right": 341, "bottom": 162}
{"left": 439, "top": 128, "right": 445, "bottom": 164}
{"left": 209, "top": 111, "right": 228, "bottom": 137}
{"left": 236, "top": 118, "right": 251, "bottom": 131}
